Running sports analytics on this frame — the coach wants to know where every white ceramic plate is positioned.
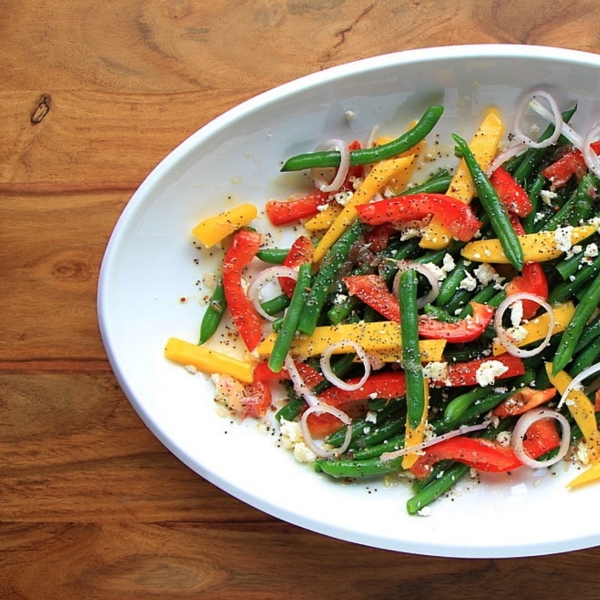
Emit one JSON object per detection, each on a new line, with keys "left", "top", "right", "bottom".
{"left": 98, "top": 44, "right": 600, "bottom": 558}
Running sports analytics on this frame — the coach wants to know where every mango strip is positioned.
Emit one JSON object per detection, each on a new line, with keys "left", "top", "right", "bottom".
{"left": 192, "top": 203, "right": 258, "bottom": 248}
{"left": 420, "top": 107, "right": 504, "bottom": 250}
{"left": 546, "top": 363, "right": 600, "bottom": 464}
{"left": 492, "top": 302, "right": 575, "bottom": 355}
{"left": 165, "top": 337, "right": 254, "bottom": 383}
{"left": 256, "top": 321, "right": 446, "bottom": 361}
{"left": 402, "top": 379, "right": 430, "bottom": 469}
{"left": 461, "top": 224, "right": 597, "bottom": 264}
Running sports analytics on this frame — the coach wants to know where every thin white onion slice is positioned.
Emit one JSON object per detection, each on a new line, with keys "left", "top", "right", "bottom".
{"left": 284, "top": 355, "right": 320, "bottom": 407}
{"left": 248, "top": 266, "right": 298, "bottom": 321}
{"left": 511, "top": 408, "right": 570, "bottom": 469}
{"left": 528, "top": 98, "right": 584, "bottom": 149}
{"left": 557, "top": 361, "right": 600, "bottom": 410}
{"left": 514, "top": 91, "right": 563, "bottom": 149}
{"left": 485, "top": 141, "right": 529, "bottom": 176}
{"left": 582, "top": 124, "right": 600, "bottom": 179}
{"left": 311, "top": 138, "right": 350, "bottom": 193}
{"left": 393, "top": 261, "right": 440, "bottom": 309}
{"left": 380, "top": 420, "right": 492, "bottom": 462}
{"left": 300, "top": 404, "right": 353, "bottom": 458}
{"left": 320, "top": 341, "right": 371, "bottom": 391}
{"left": 494, "top": 292, "right": 555, "bottom": 357}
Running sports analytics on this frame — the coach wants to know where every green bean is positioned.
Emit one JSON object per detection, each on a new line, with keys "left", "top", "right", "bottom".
{"left": 268, "top": 264, "right": 312, "bottom": 373}
{"left": 574, "top": 312, "right": 600, "bottom": 354}
{"left": 548, "top": 253, "right": 600, "bottom": 304}
{"left": 315, "top": 455, "right": 404, "bottom": 479}
{"left": 443, "top": 386, "right": 491, "bottom": 423}
{"left": 399, "top": 170, "right": 452, "bottom": 195}
{"left": 399, "top": 269, "right": 426, "bottom": 429}
{"left": 445, "top": 288, "right": 474, "bottom": 315}
{"left": 569, "top": 336, "right": 600, "bottom": 376}
{"left": 256, "top": 248, "right": 290, "bottom": 264}
{"left": 275, "top": 396, "right": 305, "bottom": 423}
{"left": 198, "top": 277, "right": 227, "bottom": 344}
{"left": 406, "top": 463, "right": 470, "bottom": 515}
{"left": 281, "top": 105, "right": 445, "bottom": 172}
{"left": 521, "top": 172, "right": 546, "bottom": 233}
{"left": 436, "top": 258, "right": 469, "bottom": 307}
{"left": 260, "top": 293, "right": 291, "bottom": 317}
{"left": 298, "top": 220, "right": 365, "bottom": 335}
{"left": 553, "top": 269, "right": 600, "bottom": 374}
{"left": 423, "top": 304, "right": 462, "bottom": 323}
{"left": 543, "top": 173, "right": 599, "bottom": 231}
{"left": 452, "top": 133, "right": 524, "bottom": 271}
{"left": 351, "top": 434, "right": 406, "bottom": 460}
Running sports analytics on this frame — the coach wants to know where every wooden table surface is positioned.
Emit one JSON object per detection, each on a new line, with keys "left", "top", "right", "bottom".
{"left": 3, "top": 1, "right": 600, "bottom": 597}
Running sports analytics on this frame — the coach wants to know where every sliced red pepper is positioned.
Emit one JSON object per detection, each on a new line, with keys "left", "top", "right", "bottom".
{"left": 505, "top": 217, "right": 549, "bottom": 320}
{"left": 241, "top": 381, "right": 273, "bottom": 419}
{"left": 542, "top": 141, "right": 600, "bottom": 188}
{"left": 343, "top": 274, "right": 400, "bottom": 321}
{"left": 307, "top": 371, "right": 407, "bottom": 437}
{"left": 409, "top": 436, "right": 523, "bottom": 479}
{"left": 520, "top": 417, "right": 561, "bottom": 459}
{"left": 265, "top": 190, "right": 330, "bottom": 226}
{"left": 356, "top": 193, "right": 482, "bottom": 242}
{"left": 493, "top": 386, "right": 557, "bottom": 418}
{"left": 280, "top": 235, "right": 314, "bottom": 296}
{"left": 418, "top": 302, "right": 494, "bottom": 344}
{"left": 364, "top": 222, "right": 397, "bottom": 252}
{"left": 266, "top": 141, "right": 363, "bottom": 226}
{"left": 344, "top": 274, "right": 493, "bottom": 343}
{"left": 439, "top": 354, "right": 526, "bottom": 387}
{"left": 490, "top": 166, "right": 532, "bottom": 217}
{"left": 222, "top": 229, "right": 263, "bottom": 351}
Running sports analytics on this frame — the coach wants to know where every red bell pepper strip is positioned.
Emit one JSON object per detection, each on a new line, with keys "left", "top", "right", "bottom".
{"left": 356, "top": 193, "right": 482, "bottom": 242}
{"left": 241, "top": 381, "right": 273, "bottom": 419}
{"left": 343, "top": 274, "right": 493, "bottom": 343}
{"left": 493, "top": 386, "right": 557, "bottom": 418}
{"left": 418, "top": 303, "right": 495, "bottom": 343}
{"left": 520, "top": 417, "right": 561, "bottom": 459}
{"left": 490, "top": 166, "right": 532, "bottom": 217}
{"left": 307, "top": 371, "right": 408, "bottom": 437}
{"left": 439, "top": 354, "right": 526, "bottom": 387}
{"left": 542, "top": 141, "right": 600, "bottom": 188}
{"left": 409, "top": 436, "right": 523, "bottom": 479}
{"left": 266, "top": 141, "right": 364, "bottom": 226}
{"left": 280, "top": 235, "right": 314, "bottom": 296}
{"left": 222, "top": 229, "right": 263, "bottom": 351}
{"left": 505, "top": 217, "right": 549, "bottom": 320}
{"left": 265, "top": 190, "right": 329, "bottom": 226}
{"left": 364, "top": 222, "right": 397, "bottom": 252}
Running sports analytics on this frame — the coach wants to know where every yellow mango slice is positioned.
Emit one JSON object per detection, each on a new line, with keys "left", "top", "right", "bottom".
{"left": 192, "top": 203, "right": 257, "bottom": 248}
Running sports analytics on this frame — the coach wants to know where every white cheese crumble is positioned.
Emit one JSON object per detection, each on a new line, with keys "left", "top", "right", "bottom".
{"left": 475, "top": 360, "right": 510, "bottom": 387}
{"left": 540, "top": 189, "right": 558, "bottom": 206}
{"left": 279, "top": 419, "right": 317, "bottom": 464}
{"left": 510, "top": 300, "right": 524, "bottom": 328}
{"left": 554, "top": 226, "right": 574, "bottom": 253}
{"left": 422, "top": 361, "right": 449, "bottom": 381}
{"left": 474, "top": 263, "right": 504, "bottom": 288}
{"left": 585, "top": 243, "right": 599, "bottom": 258}
{"left": 459, "top": 271, "right": 477, "bottom": 292}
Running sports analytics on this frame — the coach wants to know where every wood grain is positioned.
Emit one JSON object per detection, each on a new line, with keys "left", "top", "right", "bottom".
{"left": 3, "top": 0, "right": 600, "bottom": 597}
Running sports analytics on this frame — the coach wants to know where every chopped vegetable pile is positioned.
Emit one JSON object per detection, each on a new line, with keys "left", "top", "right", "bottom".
{"left": 165, "top": 89, "right": 600, "bottom": 515}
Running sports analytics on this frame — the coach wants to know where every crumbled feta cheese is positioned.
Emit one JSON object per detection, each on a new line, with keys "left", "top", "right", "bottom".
{"left": 510, "top": 300, "right": 524, "bottom": 328}
{"left": 475, "top": 360, "right": 510, "bottom": 387}
{"left": 344, "top": 109, "right": 355, "bottom": 122}
{"left": 554, "top": 226, "right": 574, "bottom": 253}
{"left": 365, "top": 410, "right": 378, "bottom": 424}
{"left": 417, "top": 506, "right": 433, "bottom": 517}
{"left": 540, "top": 189, "right": 558, "bottom": 206}
{"left": 505, "top": 325, "right": 529, "bottom": 343}
{"left": 459, "top": 271, "right": 477, "bottom": 292}
{"left": 585, "top": 243, "right": 599, "bottom": 258}
{"left": 422, "top": 361, "right": 449, "bottom": 381}
{"left": 293, "top": 442, "right": 317, "bottom": 464}
{"left": 576, "top": 440, "right": 591, "bottom": 466}
{"left": 474, "top": 263, "right": 503, "bottom": 287}
{"left": 332, "top": 190, "right": 354, "bottom": 206}
{"left": 442, "top": 253, "right": 456, "bottom": 273}
{"left": 496, "top": 430, "right": 512, "bottom": 447}
{"left": 279, "top": 419, "right": 318, "bottom": 463}
{"left": 184, "top": 364, "right": 197, "bottom": 374}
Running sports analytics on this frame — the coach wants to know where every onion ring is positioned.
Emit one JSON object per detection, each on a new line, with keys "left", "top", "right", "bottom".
{"left": 284, "top": 355, "right": 320, "bottom": 407}
{"left": 300, "top": 404, "right": 353, "bottom": 458}
{"left": 494, "top": 292, "right": 555, "bottom": 357}
{"left": 320, "top": 341, "right": 371, "bottom": 391}
{"left": 248, "top": 266, "right": 298, "bottom": 321}
{"left": 311, "top": 138, "right": 351, "bottom": 193}
{"left": 393, "top": 261, "right": 440, "bottom": 308}
{"left": 514, "top": 91, "right": 564, "bottom": 149}
{"left": 485, "top": 141, "right": 529, "bottom": 176}
{"left": 511, "top": 408, "right": 570, "bottom": 469}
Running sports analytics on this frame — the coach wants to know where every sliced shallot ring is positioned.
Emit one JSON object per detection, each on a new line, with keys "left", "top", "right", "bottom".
{"left": 300, "top": 403, "right": 353, "bottom": 458}
{"left": 557, "top": 361, "right": 600, "bottom": 410}
{"left": 494, "top": 292, "right": 555, "bottom": 357}
{"left": 485, "top": 141, "right": 529, "bottom": 176}
{"left": 528, "top": 98, "right": 584, "bottom": 148}
{"left": 284, "top": 355, "right": 321, "bottom": 407}
{"left": 380, "top": 419, "right": 492, "bottom": 462}
{"left": 393, "top": 261, "right": 440, "bottom": 309}
{"left": 511, "top": 408, "right": 570, "bottom": 469}
{"left": 311, "top": 138, "right": 350, "bottom": 193}
{"left": 582, "top": 124, "right": 600, "bottom": 179}
{"left": 320, "top": 341, "right": 371, "bottom": 391}
{"left": 514, "top": 91, "right": 563, "bottom": 149}
{"left": 248, "top": 266, "right": 298, "bottom": 321}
